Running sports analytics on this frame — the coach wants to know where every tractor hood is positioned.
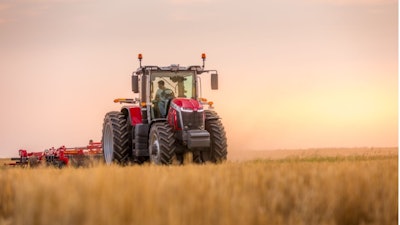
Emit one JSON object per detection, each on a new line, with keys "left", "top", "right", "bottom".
{"left": 171, "top": 98, "right": 203, "bottom": 112}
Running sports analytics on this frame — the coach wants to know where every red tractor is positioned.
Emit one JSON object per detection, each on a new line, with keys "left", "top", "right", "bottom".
{"left": 102, "top": 54, "right": 227, "bottom": 165}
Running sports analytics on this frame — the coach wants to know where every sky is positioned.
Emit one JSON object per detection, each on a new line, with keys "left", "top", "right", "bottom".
{"left": 0, "top": 0, "right": 397, "bottom": 157}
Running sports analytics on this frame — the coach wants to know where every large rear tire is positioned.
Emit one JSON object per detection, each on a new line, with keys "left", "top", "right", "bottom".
{"left": 102, "top": 111, "right": 131, "bottom": 165}
{"left": 149, "top": 122, "right": 176, "bottom": 165}
{"left": 200, "top": 111, "right": 228, "bottom": 163}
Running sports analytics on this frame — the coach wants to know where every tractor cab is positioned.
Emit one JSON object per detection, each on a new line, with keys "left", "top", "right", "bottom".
{"left": 132, "top": 57, "right": 218, "bottom": 124}
{"left": 149, "top": 69, "right": 195, "bottom": 118}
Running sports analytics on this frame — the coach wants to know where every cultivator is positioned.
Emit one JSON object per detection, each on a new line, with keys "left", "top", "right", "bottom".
{"left": 6, "top": 140, "right": 102, "bottom": 168}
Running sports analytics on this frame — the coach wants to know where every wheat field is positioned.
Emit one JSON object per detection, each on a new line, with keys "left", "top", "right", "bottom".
{"left": 0, "top": 150, "right": 397, "bottom": 225}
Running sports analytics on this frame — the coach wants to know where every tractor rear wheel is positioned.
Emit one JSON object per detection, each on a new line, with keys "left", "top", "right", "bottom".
{"left": 148, "top": 122, "right": 176, "bottom": 165}
{"left": 102, "top": 111, "right": 131, "bottom": 165}
{"left": 200, "top": 111, "right": 228, "bottom": 163}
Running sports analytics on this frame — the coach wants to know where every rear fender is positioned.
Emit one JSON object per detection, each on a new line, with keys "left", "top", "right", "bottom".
{"left": 121, "top": 106, "right": 143, "bottom": 126}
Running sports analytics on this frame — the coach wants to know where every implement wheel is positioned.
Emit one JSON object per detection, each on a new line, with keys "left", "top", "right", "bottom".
{"left": 102, "top": 111, "right": 131, "bottom": 165}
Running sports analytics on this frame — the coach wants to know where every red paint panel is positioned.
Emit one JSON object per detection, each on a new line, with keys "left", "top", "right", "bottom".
{"left": 171, "top": 98, "right": 202, "bottom": 111}
{"left": 168, "top": 108, "right": 180, "bottom": 130}
{"left": 129, "top": 107, "right": 143, "bottom": 125}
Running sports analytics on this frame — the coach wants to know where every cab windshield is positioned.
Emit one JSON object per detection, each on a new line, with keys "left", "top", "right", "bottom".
{"left": 150, "top": 71, "right": 196, "bottom": 100}
{"left": 149, "top": 70, "right": 196, "bottom": 118}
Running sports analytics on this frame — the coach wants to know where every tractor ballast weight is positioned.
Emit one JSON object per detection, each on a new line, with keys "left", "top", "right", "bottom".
{"left": 102, "top": 54, "right": 228, "bottom": 165}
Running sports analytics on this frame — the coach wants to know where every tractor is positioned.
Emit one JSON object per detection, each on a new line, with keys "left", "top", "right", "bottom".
{"left": 102, "top": 54, "right": 227, "bottom": 165}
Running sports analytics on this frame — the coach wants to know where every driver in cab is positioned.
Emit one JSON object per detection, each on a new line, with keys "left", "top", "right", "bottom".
{"left": 154, "top": 80, "right": 174, "bottom": 117}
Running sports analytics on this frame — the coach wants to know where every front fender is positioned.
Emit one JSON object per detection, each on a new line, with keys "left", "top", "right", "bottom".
{"left": 205, "top": 110, "right": 220, "bottom": 121}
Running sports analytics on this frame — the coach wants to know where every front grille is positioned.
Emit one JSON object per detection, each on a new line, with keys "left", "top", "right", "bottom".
{"left": 180, "top": 111, "right": 204, "bottom": 130}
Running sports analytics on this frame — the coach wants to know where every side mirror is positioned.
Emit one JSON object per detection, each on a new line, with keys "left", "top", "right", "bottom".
{"left": 211, "top": 73, "right": 218, "bottom": 90}
{"left": 132, "top": 75, "right": 139, "bottom": 93}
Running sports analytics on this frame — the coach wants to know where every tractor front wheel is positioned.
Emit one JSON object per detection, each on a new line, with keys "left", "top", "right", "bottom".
{"left": 102, "top": 111, "right": 131, "bottom": 165}
{"left": 148, "top": 122, "right": 176, "bottom": 165}
{"left": 200, "top": 111, "right": 228, "bottom": 163}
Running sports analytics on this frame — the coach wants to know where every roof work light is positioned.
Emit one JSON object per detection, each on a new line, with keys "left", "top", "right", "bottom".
{"left": 202, "top": 53, "right": 206, "bottom": 68}
{"left": 138, "top": 53, "right": 143, "bottom": 67}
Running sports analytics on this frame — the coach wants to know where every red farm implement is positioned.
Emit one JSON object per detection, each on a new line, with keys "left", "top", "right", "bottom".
{"left": 6, "top": 140, "right": 102, "bottom": 168}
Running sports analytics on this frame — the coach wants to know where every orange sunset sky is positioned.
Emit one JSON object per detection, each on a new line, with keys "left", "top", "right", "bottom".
{"left": 0, "top": 0, "right": 397, "bottom": 157}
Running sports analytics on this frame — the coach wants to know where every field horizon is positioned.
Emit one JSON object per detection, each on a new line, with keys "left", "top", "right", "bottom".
{"left": 1, "top": 146, "right": 397, "bottom": 164}
{"left": 228, "top": 146, "right": 397, "bottom": 161}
